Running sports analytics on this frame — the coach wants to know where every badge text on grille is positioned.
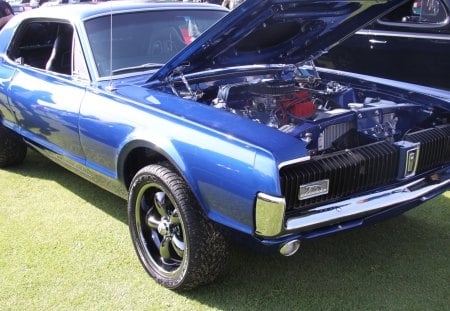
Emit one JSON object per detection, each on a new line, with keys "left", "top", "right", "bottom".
{"left": 299, "top": 179, "right": 329, "bottom": 200}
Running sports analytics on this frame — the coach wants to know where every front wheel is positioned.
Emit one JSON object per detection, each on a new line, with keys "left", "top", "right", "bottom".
{"left": 128, "top": 164, "right": 228, "bottom": 290}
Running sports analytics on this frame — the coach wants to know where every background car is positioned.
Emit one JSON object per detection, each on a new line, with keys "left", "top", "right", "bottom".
{"left": 318, "top": 0, "right": 450, "bottom": 90}
{"left": 7, "top": 0, "right": 32, "bottom": 13}
{"left": 0, "top": 0, "right": 448, "bottom": 290}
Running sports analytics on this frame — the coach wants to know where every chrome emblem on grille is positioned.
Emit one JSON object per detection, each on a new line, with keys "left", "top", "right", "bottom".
{"left": 299, "top": 179, "right": 329, "bottom": 200}
{"left": 404, "top": 146, "right": 420, "bottom": 178}
{"left": 394, "top": 140, "right": 421, "bottom": 180}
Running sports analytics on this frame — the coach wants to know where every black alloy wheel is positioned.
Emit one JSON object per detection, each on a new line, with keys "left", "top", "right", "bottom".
{"left": 128, "top": 164, "right": 228, "bottom": 290}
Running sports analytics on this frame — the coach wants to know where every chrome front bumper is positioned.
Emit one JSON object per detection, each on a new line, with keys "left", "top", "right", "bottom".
{"left": 255, "top": 169, "right": 450, "bottom": 238}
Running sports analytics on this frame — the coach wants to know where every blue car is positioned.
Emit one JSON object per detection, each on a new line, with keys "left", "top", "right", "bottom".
{"left": 0, "top": 0, "right": 449, "bottom": 290}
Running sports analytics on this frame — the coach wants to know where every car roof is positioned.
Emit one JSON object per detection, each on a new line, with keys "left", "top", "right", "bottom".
{"left": 14, "top": 1, "right": 226, "bottom": 22}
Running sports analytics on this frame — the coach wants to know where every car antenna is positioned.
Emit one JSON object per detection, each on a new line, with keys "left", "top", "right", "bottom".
{"left": 106, "top": 1, "right": 116, "bottom": 92}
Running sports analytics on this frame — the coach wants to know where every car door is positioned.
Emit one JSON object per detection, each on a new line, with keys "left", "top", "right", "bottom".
{"left": 319, "top": 0, "right": 450, "bottom": 90}
{"left": 6, "top": 20, "right": 87, "bottom": 162}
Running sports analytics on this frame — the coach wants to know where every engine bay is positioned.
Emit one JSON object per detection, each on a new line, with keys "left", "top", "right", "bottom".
{"left": 168, "top": 65, "right": 449, "bottom": 155}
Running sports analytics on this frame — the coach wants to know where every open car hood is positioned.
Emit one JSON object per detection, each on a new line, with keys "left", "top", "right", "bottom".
{"left": 149, "top": 0, "right": 405, "bottom": 82}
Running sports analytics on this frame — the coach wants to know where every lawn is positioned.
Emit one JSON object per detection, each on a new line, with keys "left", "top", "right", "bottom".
{"left": 1, "top": 150, "right": 449, "bottom": 310}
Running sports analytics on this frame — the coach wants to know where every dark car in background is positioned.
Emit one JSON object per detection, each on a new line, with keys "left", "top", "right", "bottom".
{"left": 318, "top": 0, "right": 450, "bottom": 90}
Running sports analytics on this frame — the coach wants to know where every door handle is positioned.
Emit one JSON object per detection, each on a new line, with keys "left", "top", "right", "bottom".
{"left": 369, "top": 39, "right": 387, "bottom": 44}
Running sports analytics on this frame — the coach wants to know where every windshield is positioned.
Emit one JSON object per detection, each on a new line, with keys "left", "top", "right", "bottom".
{"left": 84, "top": 9, "right": 227, "bottom": 78}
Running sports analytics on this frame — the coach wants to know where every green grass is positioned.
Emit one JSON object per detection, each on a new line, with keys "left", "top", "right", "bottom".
{"left": 1, "top": 149, "right": 449, "bottom": 310}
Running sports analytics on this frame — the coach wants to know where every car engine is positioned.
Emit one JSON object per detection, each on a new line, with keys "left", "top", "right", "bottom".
{"left": 205, "top": 77, "right": 448, "bottom": 155}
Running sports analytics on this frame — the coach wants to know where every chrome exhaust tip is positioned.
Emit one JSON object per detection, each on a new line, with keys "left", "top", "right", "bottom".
{"left": 279, "top": 239, "right": 301, "bottom": 256}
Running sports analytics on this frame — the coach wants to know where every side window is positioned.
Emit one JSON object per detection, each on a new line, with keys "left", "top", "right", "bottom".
{"left": 73, "top": 33, "right": 90, "bottom": 81}
{"left": 7, "top": 21, "right": 74, "bottom": 75}
{"left": 380, "top": 0, "right": 448, "bottom": 25}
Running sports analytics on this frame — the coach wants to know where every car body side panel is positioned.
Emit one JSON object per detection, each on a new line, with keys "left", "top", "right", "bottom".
{"left": 0, "top": 57, "right": 17, "bottom": 126}
{"left": 8, "top": 67, "right": 86, "bottom": 160}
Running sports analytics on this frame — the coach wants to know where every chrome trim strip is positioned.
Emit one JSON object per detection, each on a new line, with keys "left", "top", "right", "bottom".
{"left": 285, "top": 172, "right": 450, "bottom": 233}
{"left": 255, "top": 193, "right": 286, "bottom": 237}
{"left": 278, "top": 156, "right": 311, "bottom": 170}
{"left": 356, "top": 29, "right": 450, "bottom": 41}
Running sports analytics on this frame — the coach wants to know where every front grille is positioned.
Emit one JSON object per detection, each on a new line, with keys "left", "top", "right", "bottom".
{"left": 404, "top": 125, "right": 450, "bottom": 173}
{"left": 280, "top": 141, "right": 399, "bottom": 211}
{"left": 280, "top": 125, "right": 450, "bottom": 211}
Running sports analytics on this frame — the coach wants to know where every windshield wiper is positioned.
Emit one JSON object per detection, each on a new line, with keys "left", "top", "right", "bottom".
{"left": 112, "top": 63, "right": 163, "bottom": 75}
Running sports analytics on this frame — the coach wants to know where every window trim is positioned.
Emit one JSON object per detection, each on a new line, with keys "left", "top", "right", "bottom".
{"left": 6, "top": 18, "right": 80, "bottom": 77}
{"left": 377, "top": 0, "right": 450, "bottom": 29}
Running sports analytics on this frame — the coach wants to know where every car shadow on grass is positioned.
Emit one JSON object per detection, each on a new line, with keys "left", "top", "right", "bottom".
{"left": 7, "top": 149, "right": 449, "bottom": 310}
{"left": 5, "top": 149, "right": 128, "bottom": 224}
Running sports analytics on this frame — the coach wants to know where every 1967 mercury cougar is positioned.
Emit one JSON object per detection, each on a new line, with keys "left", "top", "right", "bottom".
{"left": 0, "top": 0, "right": 448, "bottom": 290}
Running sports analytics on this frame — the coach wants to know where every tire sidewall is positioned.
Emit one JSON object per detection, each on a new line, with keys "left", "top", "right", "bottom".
{"left": 128, "top": 165, "right": 190, "bottom": 289}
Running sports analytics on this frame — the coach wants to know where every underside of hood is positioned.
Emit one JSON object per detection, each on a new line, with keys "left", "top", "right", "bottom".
{"left": 149, "top": 0, "right": 406, "bottom": 82}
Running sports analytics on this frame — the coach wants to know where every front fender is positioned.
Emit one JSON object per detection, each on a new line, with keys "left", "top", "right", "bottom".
{"left": 117, "top": 127, "right": 273, "bottom": 234}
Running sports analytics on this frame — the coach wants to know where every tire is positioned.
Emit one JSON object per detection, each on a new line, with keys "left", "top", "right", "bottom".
{"left": 0, "top": 123, "right": 27, "bottom": 168}
{"left": 128, "top": 164, "right": 228, "bottom": 290}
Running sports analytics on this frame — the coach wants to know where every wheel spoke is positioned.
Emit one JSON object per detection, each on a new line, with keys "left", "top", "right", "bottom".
{"left": 171, "top": 235, "right": 185, "bottom": 258}
{"left": 169, "top": 210, "right": 180, "bottom": 225}
{"left": 146, "top": 214, "right": 160, "bottom": 229}
{"left": 150, "top": 230, "right": 161, "bottom": 250}
{"left": 140, "top": 194, "right": 151, "bottom": 213}
{"left": 159, "top": 237, "right": 171, "bottom": 260}
{"left": 154, "top": 192, "right": 168, "bottom": 217}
